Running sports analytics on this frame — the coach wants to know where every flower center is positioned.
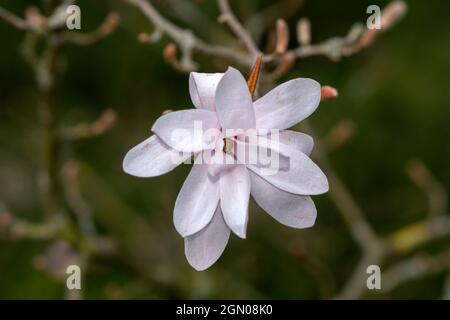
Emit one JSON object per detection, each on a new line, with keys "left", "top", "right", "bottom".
{"left": 223, "top": 138, "right": 234, "bottom": 154}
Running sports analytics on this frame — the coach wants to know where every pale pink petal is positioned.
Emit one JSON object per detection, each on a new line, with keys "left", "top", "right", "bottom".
{"left": 254, "top": 78, "right": 321, "bottom": 130}
{"left": 205, "top": 150, "right": 237, "bottom": 178}
{"left": 258, "top": 130, "right": 314, "bottom": 156}
{"left": 189, "top": 72, "right": 224, "bottom": 111}
{"left": 248, "top": 148, "right": 328, "bottom": 195}
{"left": 250, "top": 172, "right": 317, "bottom": 228}
{"left": 152, "top": 109, "right": 219, "bottom": 153}
{"left": 174, "top": 163, "right": 220, "bottom": 237}
{"left": 184, "top": 205, "right": 230, "bottom": 271}
{"left": 229, "top": 137, "right": 288, "bottom": 171}
{"left": 219, "top": 164, "right": 250, "bottom": 238}
{"left": 215, "top": 67, "right": 255, "bottom": 132}
{"left": 230, "top": 130, "right": 313, "bottom": 166}
{"left": 123, "top": 135, "right": 190, "bottom": 177}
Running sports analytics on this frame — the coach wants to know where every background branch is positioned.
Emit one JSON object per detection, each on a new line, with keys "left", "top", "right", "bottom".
{"left": 125, "top": 0, "right": 252, "bottom": 70}
{"left": 0, "top": 7, "right": 29, "bottom": 30}
{"left": 217, "top": 0, "right": 260, "bottom": 55}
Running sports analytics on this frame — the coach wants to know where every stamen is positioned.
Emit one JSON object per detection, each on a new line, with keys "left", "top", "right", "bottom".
{"left": 223, "top": 138, "right": 233, "bottom": 154}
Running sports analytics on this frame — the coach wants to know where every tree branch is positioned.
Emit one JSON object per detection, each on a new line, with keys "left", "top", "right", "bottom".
{"left": 55, "top": 13, "right": 120, "bottom": 46}
{"left": 382, "top": 250, "right": 450, "bottom": 292}
{"left": 217, "top": 0, "right": 260, "bottom": 55}
{"left": 124, "top": 0, "right": 253, "bottom": 69}
{"left": 0, "top": 7, "right": 29, "bottom": 30}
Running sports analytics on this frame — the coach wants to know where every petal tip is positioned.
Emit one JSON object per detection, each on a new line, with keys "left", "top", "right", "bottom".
{"left": 318, "top": 174, "right": 330, "bottom": 194}
{"left": 225, "top": 66, "right": 239, "bottom": 74}
{"left": 301, "top": 215, "right": 317, "bottom": 229}
{"left": 122, "top": 152, "right": 132, "bottom": 175}
{"left": 186, "top": 258, "right": 211, "bottom": 271}
{"left": 173, "top": 209, "right": 208, "bottom": 238}
{"left": 228, "top": 222, "right": 247, "bottom": 239}
{"left": 236, "top": 229, "right": 247, "bottom": 239}
{"left": 121, "top": 145, "right": 146, "bottom": 177}
{"left": 312, "top": 178, "right": 329, "bottom": 195}
{"left": 185, "top": 251, "right": 213, "bottom": 271}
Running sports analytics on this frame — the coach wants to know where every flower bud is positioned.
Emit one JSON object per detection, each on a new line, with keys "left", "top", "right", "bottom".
{"left": 320, "top": 86, "right": 338, "bottom": 101}
{"left": 296, "top": 18, "right": 311, "bottom": 46}
{"left": 137, "top": 32, "right": 150, "bottom": 43}
{"left": 275, "top": 19, "right": 289, "bottom": 54}
{"left": 99, "top": 13, "right": 120, "bottom": 36}
{"left": 163, "top": 43, "right": 178, "bottom": 65}
{"left": 93, "top": 109, "right": 117, "bottom": 133}
{"left": 381, "top": 1, "right": 407, "bottom": 31}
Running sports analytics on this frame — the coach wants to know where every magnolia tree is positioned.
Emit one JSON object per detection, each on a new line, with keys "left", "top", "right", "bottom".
{"left": 1, "top": 0, "right": 449, "bottom": 300}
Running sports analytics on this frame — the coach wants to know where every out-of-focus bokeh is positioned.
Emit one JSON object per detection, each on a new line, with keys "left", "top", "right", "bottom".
{"left": 0, "top": 0, "right": 449, "bottom": 299}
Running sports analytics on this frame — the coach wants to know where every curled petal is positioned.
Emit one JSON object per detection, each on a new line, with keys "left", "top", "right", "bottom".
{"left": 174, "top": 162, "right": 220, "bottom": 237}
{"left": 123, "top": 135, "right": 190, "bottom": 177}
{"left": 219, "top": 165, "right": 251, "bottom": 238}
{"left": 254, "top": 78, "right": 321, "bottom": 130}
{"left": 152, "top": 109, "right": 220, "bottom": 153}
{"left": 250, "top": 172, "right": 317, "bottom": 228}
{"left": 185, "top": 205, "right": 230, "bottom": 271}
{"left": 248, "top": 148, "right": 328, "bottom": 195}
{"left": 215, "top": 67, "right": 255, "bottom": 133}
{"left": 189, "top": 72, "right": 224, "bottom": 111}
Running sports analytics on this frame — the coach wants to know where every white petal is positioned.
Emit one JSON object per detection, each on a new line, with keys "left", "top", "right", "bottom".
{"left": 254, "top": 78, "right": 321, "bottom": 130}
{"left": 205, "top": 151, "right": 237, "bottom": 178}
{"left": 250, "top": 172, "right": 317, "bottom": 228}
{"left": 258, "top": 130, "right": 314, "bottom": 156}
{"left": 123, "top": 135, "right": 190, "bottom": 177}
{"left": 189, "top": 72, "right": 224, "bottom": 111}
{"left": 152, "top": 109, "right": 219, "bottom": 153}
{"left": 174, "top": 163, "right": 220, "bottom": 237}
{"left": 215, "top": 67, "right": 255, "bottom": 132}
{"left": 248, "top": 148, "right": 328, "bottom": 195}
{"left": 184, "top": 205, "right": 230, "bottom": 271}
{"left": 219, "top": 164, "right": 250, "bottom": 238}
{"left": 229, "top": 137, "right": 288, "bottom": 172}
{"left": 230, "top": 130, "right": 313, "bottom": 166}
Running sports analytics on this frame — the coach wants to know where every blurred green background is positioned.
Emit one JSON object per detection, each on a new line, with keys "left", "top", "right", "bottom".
{"left": 0, "top": 0, "right": 449, "bottom": 299}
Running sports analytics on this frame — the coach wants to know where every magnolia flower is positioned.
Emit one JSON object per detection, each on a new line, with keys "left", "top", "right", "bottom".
{"left": 123, "top": 67, "right": 328, "bottom": 270}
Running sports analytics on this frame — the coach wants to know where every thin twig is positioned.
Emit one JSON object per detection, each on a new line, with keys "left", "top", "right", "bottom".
{"left": 47, "top": 0, "right": 77, "bottom": 29}
{"left": 388, "top": 215, "right": 450, "bottom": 254}
{"left": 126, "top": 0, "right": 406, "bottom": 73}
{"left": 217, "top": 0, "right": 260, "bottom": 55}
{"left": 335, "top": 244, "right": 387, "bottom": 299}
{"left": 55, "top": 13, "right": 120, "bottom": 46}
{"left": 406, "top": 159, "right": 448, "bottom": 217}
{"left": 307, "top": 121, "right": 381, "bottom": 250}
{"left": 60, "top": 109, "right": 117, "bottom": 141}
{"left": 124, "top": 0, "right": 253, "bottom": 69}
{"left": 0, "top": 207, "right": 66, "bottom": 240}
{"left": 0, "top": 7, "right": 29, "bottom": 30}
{"left": 62, "top": 160, "right": 97, "bottom": 236}
{"left": 382, "top": 250, "right": 450, "bottom": 292}
{"left": 336, "top": 214, "right": 450, "bottom": 299}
